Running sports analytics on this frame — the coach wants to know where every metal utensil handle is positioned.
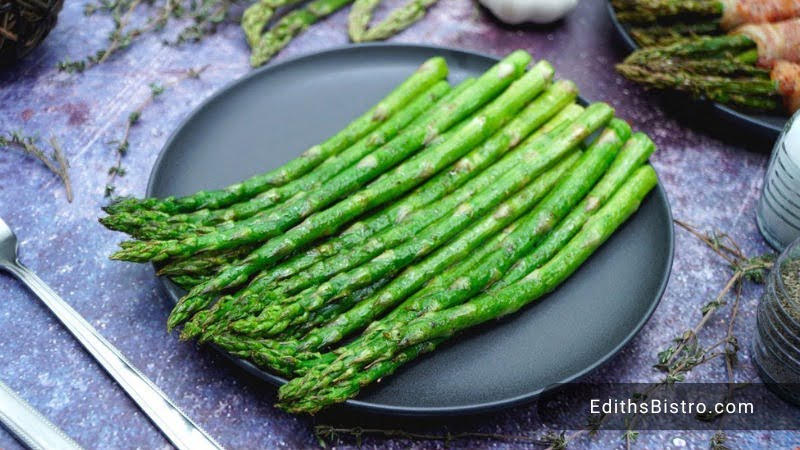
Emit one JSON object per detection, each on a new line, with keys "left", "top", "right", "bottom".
{"left": 3, "top": 262, "right": 223, "bottom": 450}
{"left": 0, "top": 378, "right": 83, "bottom": 450}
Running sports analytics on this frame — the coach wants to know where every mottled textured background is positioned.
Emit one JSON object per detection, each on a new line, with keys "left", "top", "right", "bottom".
{"left": 0, "top": 0, "right": 798, "bottom": 448}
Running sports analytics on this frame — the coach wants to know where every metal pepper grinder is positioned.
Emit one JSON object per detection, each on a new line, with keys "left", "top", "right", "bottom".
{"left": 757, "top": 110, "right": 800, "bottom": 251}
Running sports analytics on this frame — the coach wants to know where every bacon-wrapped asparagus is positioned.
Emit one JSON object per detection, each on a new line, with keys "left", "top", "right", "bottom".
{"left": 613, "top": 0, "right": 800, "bottom": 29}
{"left": 617, "top": 19, "right": 800, "bottom": 113}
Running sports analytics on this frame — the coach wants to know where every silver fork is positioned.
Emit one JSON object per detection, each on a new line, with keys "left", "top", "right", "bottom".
{"left": 0, "top": 216, "right": 224, "bottom": 450}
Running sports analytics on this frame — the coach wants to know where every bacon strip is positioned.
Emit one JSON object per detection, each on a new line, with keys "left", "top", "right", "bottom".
{"left": 735, "top": 18, "right": 800, "bottom": 66}
{"left": 772, "top": 60, "right": 800, "bottom": 113}
{"left": 721, "top": 0, "right": 800, "bottom": 30}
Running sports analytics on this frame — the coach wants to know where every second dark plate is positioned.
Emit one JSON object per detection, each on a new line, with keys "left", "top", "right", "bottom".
{"left": 606, "top": 1, "right": 787, "bottom": 139}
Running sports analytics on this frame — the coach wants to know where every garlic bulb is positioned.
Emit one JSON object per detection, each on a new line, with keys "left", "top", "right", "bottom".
{"left": 480, "top": 0, "right": 579, "bottom": 25}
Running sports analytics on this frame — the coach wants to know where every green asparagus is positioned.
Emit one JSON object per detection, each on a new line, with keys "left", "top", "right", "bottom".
{"left": 227, "top": 105, "right": 615, "bottom": 373}
{"left": 277, "top": 115, "right": 621, "bottom": 381}
{"left": 232, "top": 149, "right": 581, "bottom": 338}
{"left": 611, "top": 0, "right": 722, "bottom": 24}
{"left": 124, "top": 81, "right": 457, "bottom": 241}
{"left": 102, "top": 56, "right": 448, "bottom": 217}
{"left": 112, "top": 52, "right": 532, "bottom": 264}
{"left": 193, "top": 95, "right": 581, "bottom": 338}
{"left": 260, "top": 80, "right": 574, "bottom": 300}
{"left": 349, "top": 0, "right": 440, "bottom": 42}
{"left": 161, "top": 51, "right": 533, "bottom": 329}
{"left": 279, "top": 165, "right": 659, "bottom": 413}
{"left": 250, "top": 0, "right": 354, "bottom": 67}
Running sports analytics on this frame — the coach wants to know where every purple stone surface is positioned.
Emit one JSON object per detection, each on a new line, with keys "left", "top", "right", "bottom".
{"left": 0, "top": 0, "right": 798, "bottom": 448}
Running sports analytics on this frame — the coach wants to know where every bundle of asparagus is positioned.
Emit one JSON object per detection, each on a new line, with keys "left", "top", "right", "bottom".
{"left": 617, "top": 19, "right": 800, "bottom": 113}
{"left": 612, "top": 0, "right": 800, "bottom": 47}
{"left": 102, "top": 50, "right": 659, "bottom": 413}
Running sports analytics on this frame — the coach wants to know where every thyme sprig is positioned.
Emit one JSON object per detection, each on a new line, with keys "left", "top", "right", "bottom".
{"left": 0, "top": 132, "right": 73, "bottom": 202}
{"left": 548, "top": 220, "right": 774, "bottom": 450}
{"left": 105, "top": 65, "right": 208, "bottom": 197}
{"left": 58, "top": 0, "right": 237, "bottom": 73}
{"left": 313, "top": 425, "right": 554, "bottom": 448}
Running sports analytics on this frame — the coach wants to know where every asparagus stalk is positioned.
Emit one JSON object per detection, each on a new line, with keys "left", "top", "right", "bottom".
{"left": 193, "top": 96, "right": 581, "bottom": 338}
{"left": 162, "top": 51, "right": 533, "bottom": 329}
{"left": 629, "top": 21, "right": 721, "bottom": 47}
{"left": 170, "top": 275, "right": 211, "bottom": 290}
{"left": 612, "top": 0, "right": 722, "bottom": 24}
{"left": 103, "top": 57, "right": 448, "bottom": 217}
{"left": 241, "top": 0, "right": 306, "bottom": 47}
{"left": 250, "top": 0, "right": 354, "bottom": 67}
{"left": 623, "top": 34, "right": 755, "bottom": 63}
{"left": 123, "top": 81, "right": 456, "bottom": 241}
{"left": 158, "top": 246, "right": 257, "bottom": 277}
{"left": 634, "top": 58, "right": 770, "bottom": 78}
{"left": 231, "top": 149, "right": 581, "bottom": 338}
{"left": 349, "top": 0, "right": 440, "bottom": 42}
{"left": 617, "top": 63, "right": 782, "bottom": 111}
{"left": 279, "top": 165, "right": 659, "bottom": 413}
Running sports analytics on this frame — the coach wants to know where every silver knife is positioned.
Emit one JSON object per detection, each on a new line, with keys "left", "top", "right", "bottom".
{"left": 0, "top": 378, "right": 83, "bottom": 450}
{"left": 0, "top": 216, "right": 224, "bottom": 450}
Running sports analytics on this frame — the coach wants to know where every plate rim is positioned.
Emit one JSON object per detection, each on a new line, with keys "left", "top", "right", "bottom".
{"left": 604, "top": 0, "right": 785, "bottom": 138}
{"left": 146, "top": 42, "right": 675, "bottom": 416}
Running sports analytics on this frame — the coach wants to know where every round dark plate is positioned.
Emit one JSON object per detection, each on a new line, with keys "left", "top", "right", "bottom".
{"left": 606, "top": 1, "right": 787, "bottom": 139}
{"left": 148, "top": 43, "right": 674, "bottom": 416}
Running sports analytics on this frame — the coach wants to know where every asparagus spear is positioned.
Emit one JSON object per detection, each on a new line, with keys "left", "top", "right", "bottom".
{"left": 102, "top": 57, "right": 448, "bottom": 217}
{"left": 157, "top": 245, "right": 259, "bottom": 277}
{"left": 284, "top": 114, "right": 620, "bottom": 359}
{"left": 279, "top": 165, "right": 659, "bottom": 413}
{"left": 617, "top": 63, "right": 782, "bottom": 111}
{"left": 170, "top": 275, "right": 211, "bottom": 290}
{"left": 349, "top": 0, "right": 439, "bottom": 42}
{"left": 241, "top": 0, "right": 306, "bottom": 47}
{"left": 193, "top": 97, "right": 582, "bottom": 338}
{"left": 629, "top": 21, "right": 721, "bottom": 47}
{"left": 122, "top": 81, "right": 457, "bottom": 241}
{"left": 161, "top": 51, "right": 533, "bottom": 329}
{"left": 231, "top": 150, "right": 582, "bottom": 338}
{"left": 634, "top": 58, "right": 770, "bottom": 78}
{"left": 612, "top": 0, "right": 722, "bottom": 24}
{"left": 250, "top": 0, "right": 354, "bottom": 67}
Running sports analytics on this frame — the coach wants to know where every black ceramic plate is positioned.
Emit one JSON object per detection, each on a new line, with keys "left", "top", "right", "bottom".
{"left": 148, "top": 44, "right": 674, "bottom": 416}
{"left": 606, "top": 1, "right": 787, "bottom": 139}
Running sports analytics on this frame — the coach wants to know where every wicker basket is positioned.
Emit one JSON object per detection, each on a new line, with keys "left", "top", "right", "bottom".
{"left": 0, "top": 0, "right": 64, "bottom": 65}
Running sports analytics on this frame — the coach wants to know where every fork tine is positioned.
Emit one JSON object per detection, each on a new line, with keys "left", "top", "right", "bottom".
{"left": 0, "top": 216, "right": 19, "bottom": 265}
